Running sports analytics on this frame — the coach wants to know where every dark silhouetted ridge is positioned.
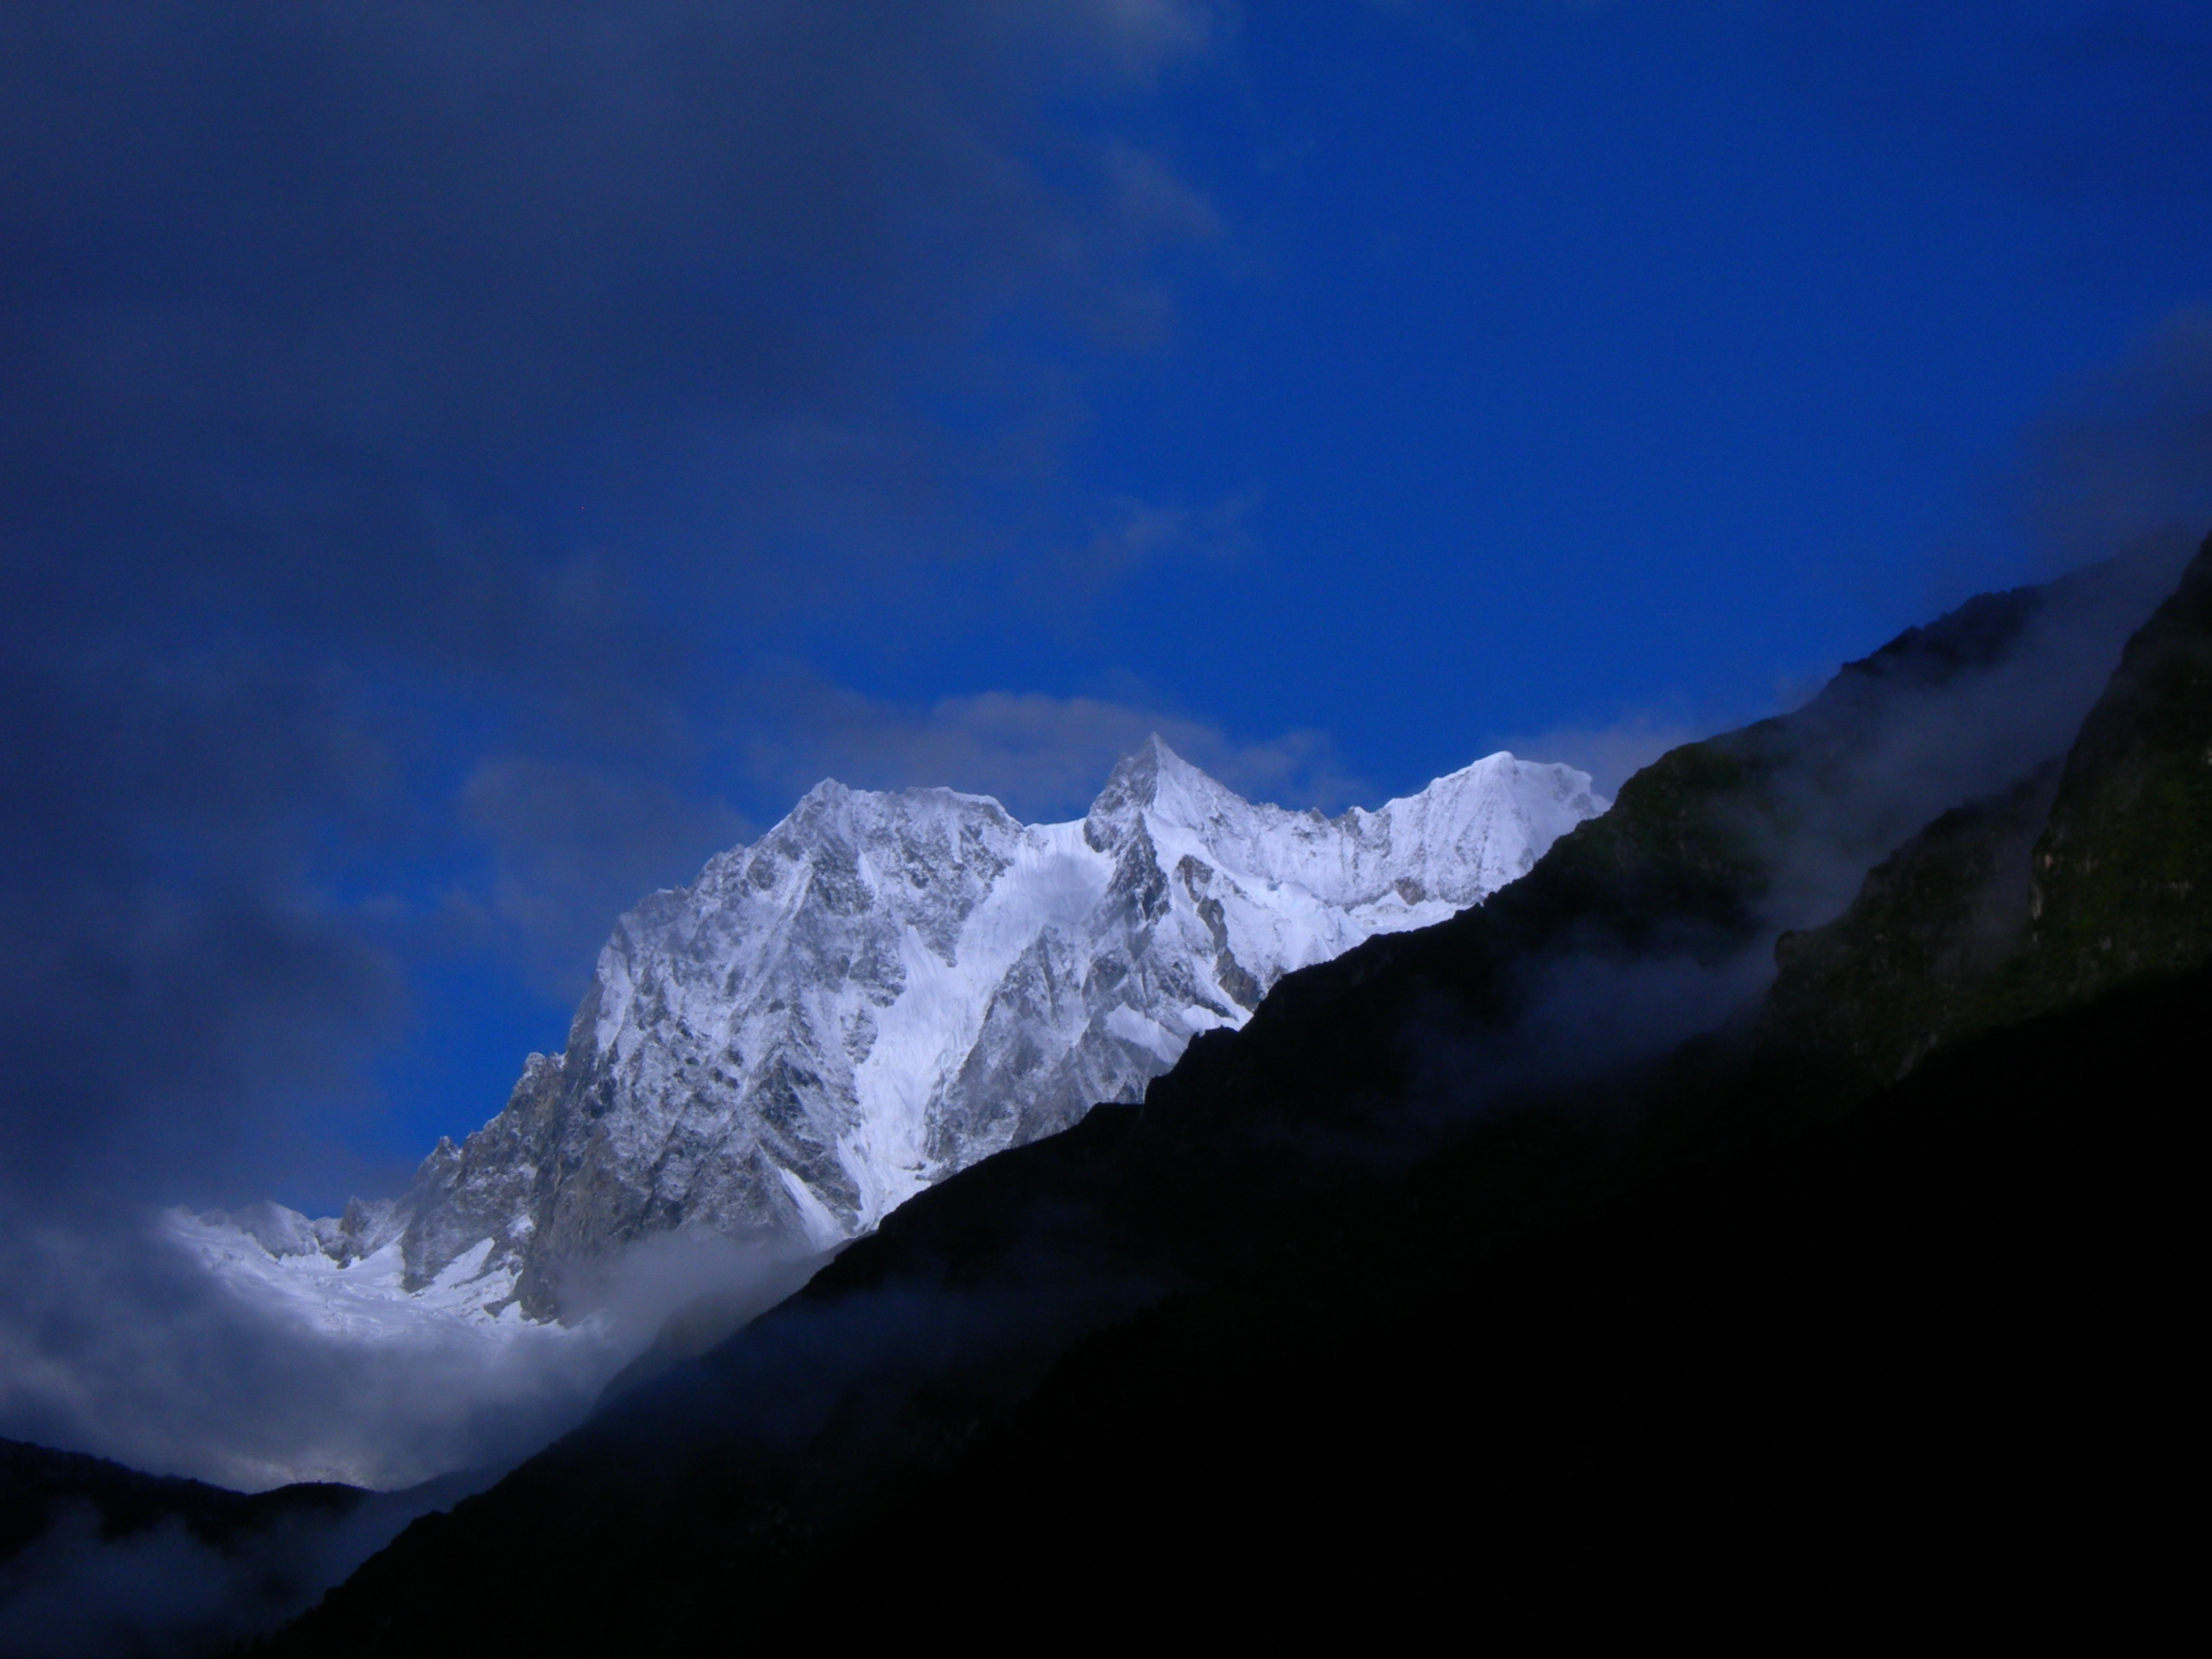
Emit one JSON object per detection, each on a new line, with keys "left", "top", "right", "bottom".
{"left": 259, "top": 538, "right": 2208, "bottom": 1651}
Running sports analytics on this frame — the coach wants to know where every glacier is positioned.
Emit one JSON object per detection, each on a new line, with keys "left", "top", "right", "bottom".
{"left": 184, "top": 738, "right": 1605, "bottom": 1332}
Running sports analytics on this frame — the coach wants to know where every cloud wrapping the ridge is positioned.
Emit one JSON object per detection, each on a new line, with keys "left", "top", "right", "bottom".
{"left": 0, "top": 1214, "right": 820, "bottom": 1493}
{"left": 0, "top": 1219, "right": 818, "bottom": 1650}
{"left": 0, "top": 1220, "right": 605, "bottom": 1493}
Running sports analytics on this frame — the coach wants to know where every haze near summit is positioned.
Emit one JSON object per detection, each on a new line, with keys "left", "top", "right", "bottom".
{"left": 2, "top": 0, "right": 2209, "bottom": 1494}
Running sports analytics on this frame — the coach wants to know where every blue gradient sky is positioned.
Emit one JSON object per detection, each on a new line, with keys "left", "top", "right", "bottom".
{"left": 817, "top": 2, "right": 2210, "bottom": 787}
{"left": 3, "top": 3, "right": 2206, "bottom": 1207}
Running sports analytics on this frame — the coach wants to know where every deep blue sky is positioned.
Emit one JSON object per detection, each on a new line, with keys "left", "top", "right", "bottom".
{"left": 814, "top": 1, "right": 2211, "bottom": 780}
{"left": 3, "top": 2, "right": 2207, "bottom": 1210}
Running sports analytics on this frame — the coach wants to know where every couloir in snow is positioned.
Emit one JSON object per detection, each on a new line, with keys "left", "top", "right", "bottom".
{"left": 182, "top": 738, "right": 1605, "bottom": 1326}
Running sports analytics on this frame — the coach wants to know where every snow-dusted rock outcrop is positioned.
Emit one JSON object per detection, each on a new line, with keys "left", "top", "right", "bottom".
{"left": 207, "top": 739, "right": 1605, "bottom": 1321}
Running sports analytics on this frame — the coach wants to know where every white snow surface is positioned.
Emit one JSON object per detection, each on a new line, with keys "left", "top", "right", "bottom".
{"left": 166, "top": 1208, "right": 559, "bottom": 1342}
{"left": 198, "top": 738, "right": 1605, "bottom": 1335}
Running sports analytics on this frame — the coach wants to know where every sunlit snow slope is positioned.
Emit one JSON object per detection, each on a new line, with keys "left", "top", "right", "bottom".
{"left": 193, "top": 738, "right": 1604, "bottom": 1325}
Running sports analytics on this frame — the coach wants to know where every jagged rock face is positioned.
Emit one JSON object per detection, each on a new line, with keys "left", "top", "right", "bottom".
{"left": 391, "top": 740, "right": 1604, "bottom": 1315}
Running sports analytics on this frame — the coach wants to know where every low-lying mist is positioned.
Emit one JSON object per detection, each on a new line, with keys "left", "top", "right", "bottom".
{"left": 0, "top": 1464, "right": 495, "bottom": 1659}
{"left": 0, "top": 1215, "right": 826, "bottom": 1652}
{"left": 0, "top": 1218, "right": 822, "bottom": 1493}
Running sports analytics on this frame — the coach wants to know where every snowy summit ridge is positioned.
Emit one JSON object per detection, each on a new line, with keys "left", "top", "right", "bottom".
{"left": 204, "top": 739, "right": 1606, "bottom": 1321}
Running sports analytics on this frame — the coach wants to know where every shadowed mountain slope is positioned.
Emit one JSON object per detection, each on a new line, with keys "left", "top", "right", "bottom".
{"left": 1760, "top": 539, "right": 2212, "bottom": 1095}
{"left": 1, "top": 1445, "right": 513, "bottom": 1654}
{"left": 2, "top": 1443, "right": 362, "bottom": 1653}
{"left": 1, "top": 1441, "right": 362, "bottom": 1569}
{"left": 783, "top": 962, "right": 2205, "bottom": 1641}
{"left": 260, "top": 539, "right": 2205, "bottom": 1650}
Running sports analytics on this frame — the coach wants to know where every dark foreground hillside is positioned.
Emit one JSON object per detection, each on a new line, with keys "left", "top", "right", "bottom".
{"left": 270, "top": 968, "right": 2201, "bottom": 1647}
{"left": 0, "top": 1444, "right": 514, "bottom": 1654}
{"left": 0, "top": 1445, "right": 365, "bottom": 1652}
{"left": 0, "top": 1443, "right": 360, "bottom": 1569}
{"left": 265, "top": 540, "right": 2207, "bottom": 1651}
{"left": 817, "top": 966, "right": 2203, "bottom": 1639}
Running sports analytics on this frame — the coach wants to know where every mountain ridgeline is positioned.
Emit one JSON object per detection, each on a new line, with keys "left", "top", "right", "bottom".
{"left": 265, "top": 540, "right": 2207, "bottom": 1647}
{"left": 222, "top": 746, "right": 1602, "bottom": 1322}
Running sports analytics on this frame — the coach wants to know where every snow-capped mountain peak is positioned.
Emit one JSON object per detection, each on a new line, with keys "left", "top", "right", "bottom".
{"left": 193, "top": 741, "right": 1606, "bottom": 1325}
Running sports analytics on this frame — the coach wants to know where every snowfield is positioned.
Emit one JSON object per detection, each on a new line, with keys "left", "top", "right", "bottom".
{"left": 196, "top": 738, "right": 1606, "bottom": 1342}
